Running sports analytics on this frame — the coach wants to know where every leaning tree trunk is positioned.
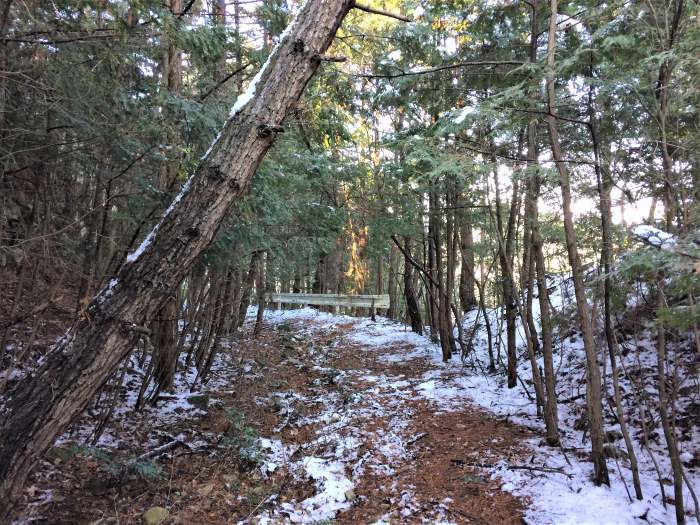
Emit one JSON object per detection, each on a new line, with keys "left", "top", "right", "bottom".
{"left": 0, "top": 1, "right": 354, "bottom": 516}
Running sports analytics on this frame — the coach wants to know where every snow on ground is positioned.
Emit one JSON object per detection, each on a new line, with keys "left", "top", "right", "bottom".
{"left": 247, "top": 308, "right": 430, "bottom": 523}
{"left": 55, "top": 345, "right": 236, "bottom": 450}
{"left": 252, "top": 300, "right": 698, "bottom": 525}
{"left": 39, "top": 292, "right": 695, "bottom": 524}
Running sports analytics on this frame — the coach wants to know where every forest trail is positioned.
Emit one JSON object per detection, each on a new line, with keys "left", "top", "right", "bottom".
{"left": 247, "top": 311, "right": 529, "bottom": 524}
{"left": 17, "top": 310, "right": 532, "bottom": 525}
{"left": 14, "top": 305, "right": 697, "bottom": 525}
{"left": 16, "top": 303, "right": 692, "bottom": 525}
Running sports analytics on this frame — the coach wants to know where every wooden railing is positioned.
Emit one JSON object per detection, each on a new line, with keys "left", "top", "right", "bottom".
{"left": 267, "top": 293, "right": 389, "bottom": 316}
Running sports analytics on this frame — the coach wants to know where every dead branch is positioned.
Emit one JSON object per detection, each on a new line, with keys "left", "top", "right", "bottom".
{"left": 352, "top": 2, "right": 411, "bottom": 22}
{"left": 458, "top": 460, "right": 573, "bottom": 479}
{"left": 352, "top": 61, "right": 525, "bottom": 79}
{"left": 129, "top": 439, "right": 188, "bottom": 465}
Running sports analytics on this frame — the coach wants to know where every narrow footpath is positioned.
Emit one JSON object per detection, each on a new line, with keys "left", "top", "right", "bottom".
{"left": 247, "top": 310, "right": 529, "bottom": 524}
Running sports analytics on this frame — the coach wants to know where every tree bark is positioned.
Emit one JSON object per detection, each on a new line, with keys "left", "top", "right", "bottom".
{"left": 0, "top": 0, "right": 12, "bottom": 140}
{"left": 151, "top": 0, "right": 184, "bottom": 395}
{"left": 427, "top": 191, "right": 440, "bottom": 341}
{"left": 402, "top": 236, "right": 423, "bottom": 334}
{"left": 431, "top": 189, "right": 453, "bottom": 361}
{"left": 458, "top": 206, "right": 476, "bottom": 312}
{"left": 253, "top": 252, "right": 267, "bottom": 337}
{"left": 522, "top": 0, "right": 558, "bottom": 446}
{"left": 587, "top": 66, "right": 642, "bottom": 497}
{"left": 387, "top": 243, "right": 399, "bottom": 319}
{"left": 652, "top": 0, "right": 684, "bottom": 232}
{"left": 235, "top": 251, "right": 263, "bottom": 329}
{"left": 0, "top": 1, "right": 355, "bottom": 515}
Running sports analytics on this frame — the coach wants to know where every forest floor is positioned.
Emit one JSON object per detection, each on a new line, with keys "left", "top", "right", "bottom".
{"left": 10, "top": 305, "right": 699, "bottom": 525}
{"left": 13, "top": 311, "right": 528, "bottom": 524}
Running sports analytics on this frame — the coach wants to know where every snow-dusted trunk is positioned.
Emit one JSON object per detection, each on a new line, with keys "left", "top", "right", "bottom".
{"left": 0, "top": 1, "right": 353, "bottom": 516}
{"left": 545, "top": 0, "right": 608, "bottom": 485}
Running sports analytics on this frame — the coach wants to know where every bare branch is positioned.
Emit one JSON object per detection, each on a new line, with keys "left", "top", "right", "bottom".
{"left": 352, "top": 2, "right": 411, "bottom": 22}
{"left": 200, "top": 62, "right": 251, "bottom": 101}
{"left": 350, "top": 60, "right": 525, "bottom": 79}
{"left": 313, "top": 54, "right": 347, "bottom": 62}
{"left": 177, "top": 0, "right": 197, "bottom": 18}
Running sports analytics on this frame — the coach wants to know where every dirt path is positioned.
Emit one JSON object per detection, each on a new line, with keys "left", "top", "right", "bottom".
{"left": 15, "top": 312, "right": 531, "bottom": 524}
{"left": 245, "top": 313, "right": 529, "bottom": 524}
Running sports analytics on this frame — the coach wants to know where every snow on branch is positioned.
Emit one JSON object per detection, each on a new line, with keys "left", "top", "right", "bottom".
{"left": 631, "top": 224, "right": 676, "bottom": 251}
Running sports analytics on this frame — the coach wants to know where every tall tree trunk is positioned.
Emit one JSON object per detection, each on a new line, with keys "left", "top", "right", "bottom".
{"left": 387, "top": 243, "right": 399, "bottom": 319}
{"left": 0, "top": 2, "right": 355, "bottom": 515}
{"left": 236, "top": 251, "right": 263, "bottom": 329}
{"left": 312, "top": 253, "right": 326, "bottom": 294}
{"left": 458, "top": 206, "right": 476, "bottom": 312}
{"left": 523, "top": 124, "right": 558, "bottom": 437}
{"left": 494, "top": 167, "right": 519, "bottom": 388}
{"left": 523, "top": 0, "right": 559, "bottom": 446}
{"left": 253, "top": 252, "right": 267, "bottom": 337}
{"left": 402, "top": 236, "right": 423, "bottom": 334}
{"left": 212, "top": 0, "right": 227, "bottom": 83}
{"left": 653, "top": 0, "right": 684, "bottom": 232}
{"left": 193, "top": 267, "right": 235, "bottom": 388}
{"left": 150, "top": 0, "right": 184, "bottom": 395}
{"left": 656, "top": 285, "right": 686, "bottom": 524}
{"left": 76, "top": 167, "right": 106, "bottom": 311}
{"left": 587, "top": 67, "right": 643, "bottom": 498}
{"left": 375, "top": 254, "right": 383, "bottom": 295}
{"left": 431, "top": 189, "right": 452, "bottom": 361}
{"left": 445, "top": 188, "right": 458, "bottom": 356}
{"left": 545, "top": 0, "right": 608, "bottom": 485}
{"left": 0, "top": 0, "right": 12, "bottom": 141}
{"left": 427, "top": 192, "right": 439, "bottom": 341}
